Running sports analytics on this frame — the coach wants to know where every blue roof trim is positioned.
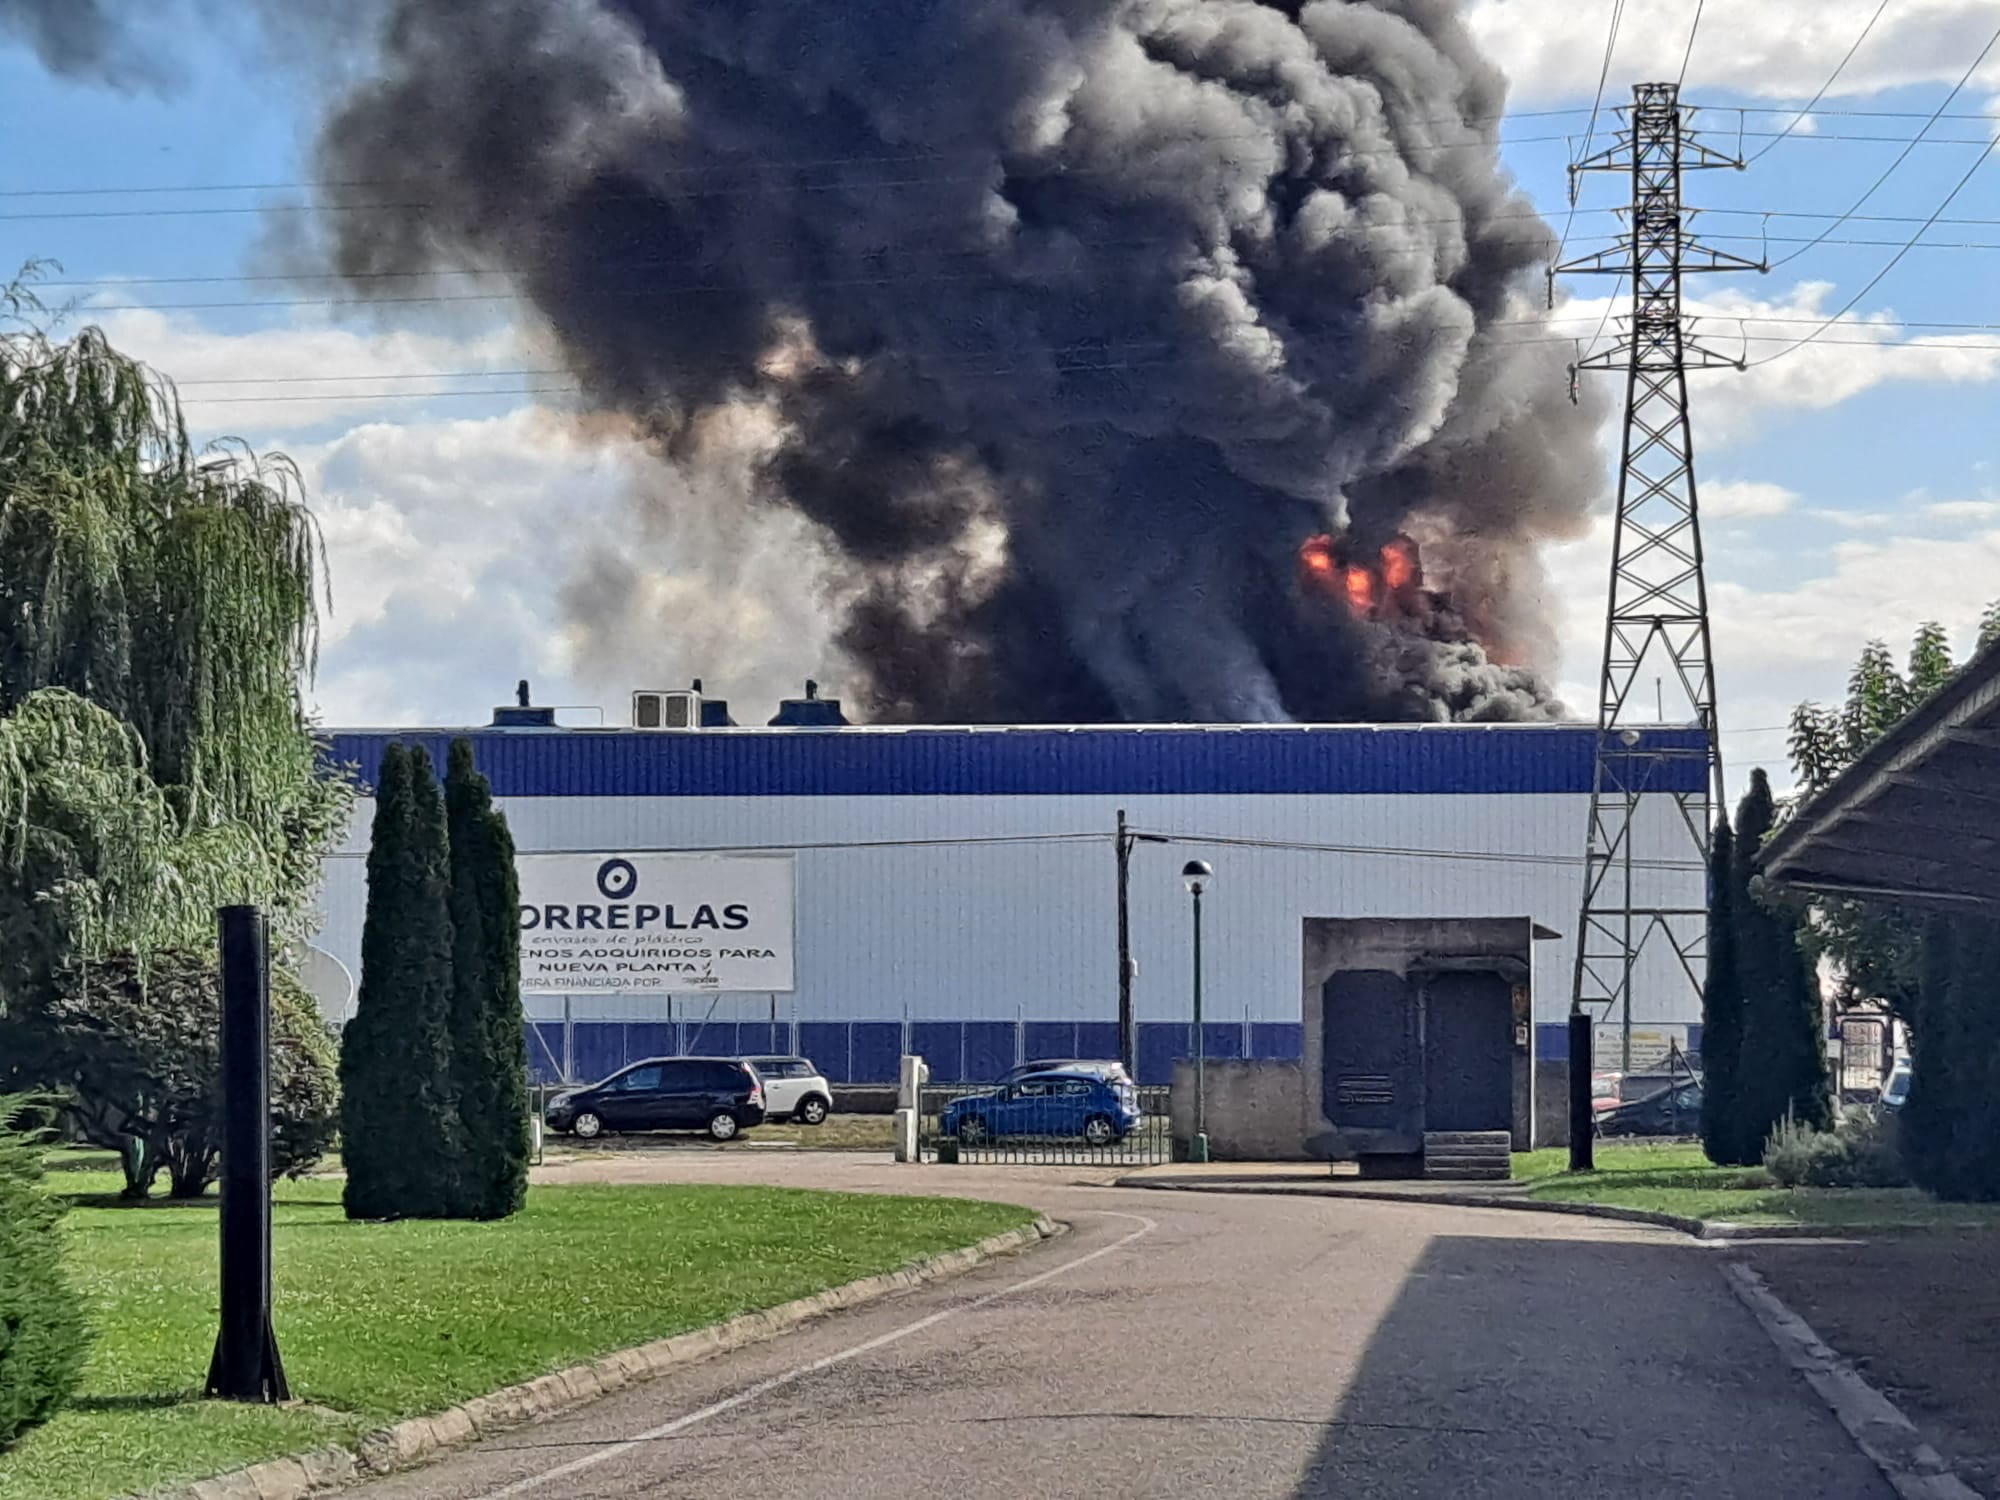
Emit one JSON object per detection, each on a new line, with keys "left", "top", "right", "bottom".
{"left": 320, "top": 726, "right": 1710, "bottom": 798}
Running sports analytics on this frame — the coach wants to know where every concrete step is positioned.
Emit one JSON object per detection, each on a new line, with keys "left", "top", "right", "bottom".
{"left": 1423, "top": 1131, "right": 1513, "bottom": 1148}
{"left": 1422, "top": 1163, "right": 1513, "bottom": 1181}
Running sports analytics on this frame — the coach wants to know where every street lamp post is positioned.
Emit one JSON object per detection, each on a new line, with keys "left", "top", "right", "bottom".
{"left": 1182, "top": 860, "right": 1213, "bottom": 1164}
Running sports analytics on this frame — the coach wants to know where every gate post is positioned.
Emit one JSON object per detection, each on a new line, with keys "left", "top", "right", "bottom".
{"left": 894, "top": 1054, "right": 927, "bottom": 1163}
{"left": 1568, "top": 1012, "right": 1595, "bottom": 1172}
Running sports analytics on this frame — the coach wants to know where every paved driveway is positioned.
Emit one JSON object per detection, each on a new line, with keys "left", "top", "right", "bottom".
{"left": 348, "top": 1153, "right": 1888, "bottom": 1500}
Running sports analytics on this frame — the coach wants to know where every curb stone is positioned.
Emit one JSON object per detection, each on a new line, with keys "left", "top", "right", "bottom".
{"left": 1724, "top": 1261, "right": 1980, "bottom": 1500}
{"left": 142, "top": 1214, "right": 1058, "bottom": 1500}
{"left": 1113, "top": 1175, "right": 1836, "bottom": 1239}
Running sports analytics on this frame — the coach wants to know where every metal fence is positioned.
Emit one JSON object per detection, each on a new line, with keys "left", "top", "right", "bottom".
{"left": 917, "top": 1082, "right": 1173, "bottom": 1166}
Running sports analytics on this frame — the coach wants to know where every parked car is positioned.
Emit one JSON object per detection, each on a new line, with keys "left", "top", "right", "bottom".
{"left": 743, "top": 1056, "right": 832, "bottom": 1125}
{"left": 545, "top": 1057, "right": 765, "bottom": 1141}
{"left": 995, "top": 1058, "right": 1131, "bottom": 1089}
{"left": 1590, "top": 1072, "right": 1624, "bottom": 1115}
{"left": 940, "top": 1068, "right": 1141, "bottom": 1147}
{"left": 1880, "top": 1063, "right": 1912, "bottom": 1111}
{"left": 1595, "top": 1080, "right": 1702, "bottom": 1138}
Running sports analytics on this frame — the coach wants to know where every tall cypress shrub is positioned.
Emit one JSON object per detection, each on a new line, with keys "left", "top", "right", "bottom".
{"left": 400, "top": 748, "right": 467, "bottom": 1217}
{"left": 445, "top": 739, "right": 529, "bottom": 1220}
{"left": 0, "top": 1100, "right": 87, "bottom": 1450}
{"left": 1734, "top": 770, "right": 1833, "bottom": 1152}
{"left": 1699, "top": 817, "right": 1750, "bottom": 1165}
{"left": 1903, "top": 914, "right": 1961, "bottom": 1196}
{"left": 342, "top": 744, "right": 463, "bottom": 1220}
{"left": 1909, "top": 914, "right": 2000, "bottom": 1202}
{"left": 342, "top": 744, "right": 415, "bottom": 1220}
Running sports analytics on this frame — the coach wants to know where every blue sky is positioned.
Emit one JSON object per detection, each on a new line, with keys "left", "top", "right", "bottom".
{"left": 2, "top": 1, "right": 1998, "bottom": 789}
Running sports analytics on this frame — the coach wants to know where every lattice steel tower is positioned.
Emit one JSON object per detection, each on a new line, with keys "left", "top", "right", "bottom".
{"left": 1557, "top": 83, "right": 1761, "bottom": 1067}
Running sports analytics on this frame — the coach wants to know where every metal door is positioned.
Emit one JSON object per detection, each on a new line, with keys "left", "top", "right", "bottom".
{"left": 1322, "top": 969, "right": 1422, "bottom": 1145}
{"left": 653, "top": 1061, "right": 706, "bottom": 1128}
{"left": 1421, "top": 972, "right": 1513, "bottom": 1133}
{"left": 599, "top": 1063, "right": 665, "bottom": 1130}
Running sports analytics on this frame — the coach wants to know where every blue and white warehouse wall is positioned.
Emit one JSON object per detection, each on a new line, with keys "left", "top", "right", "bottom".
{"left": 308, "top": 724, "right": 1707, "bottom": 1087}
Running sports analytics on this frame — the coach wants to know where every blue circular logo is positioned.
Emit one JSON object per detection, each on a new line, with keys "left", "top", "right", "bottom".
{"left": 596, "top": 858, "right": 638, "bottom": 900}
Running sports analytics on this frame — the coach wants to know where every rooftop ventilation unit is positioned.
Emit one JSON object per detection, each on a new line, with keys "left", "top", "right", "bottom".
{"left": 633, "top": 688, "right": 701, "bottom": 730}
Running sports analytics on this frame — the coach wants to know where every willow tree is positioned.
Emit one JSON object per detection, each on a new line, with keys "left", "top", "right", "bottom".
{"left": 0, "top": 291, "right": 350, "bottom": 1080}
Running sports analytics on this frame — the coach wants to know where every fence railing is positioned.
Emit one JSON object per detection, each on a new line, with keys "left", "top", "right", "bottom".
{"left": 917, "top": 1082, "right": 1173, "bottom": 1166}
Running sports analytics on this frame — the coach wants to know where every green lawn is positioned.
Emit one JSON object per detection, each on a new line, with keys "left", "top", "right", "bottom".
{"left": 5, "top": 1173, "right": 1033, "bottom": 1500}
{"left": 1511, "top": 1142, "right": 2000, "bottom": 1229}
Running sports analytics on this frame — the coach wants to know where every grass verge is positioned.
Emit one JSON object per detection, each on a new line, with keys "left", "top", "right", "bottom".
{"left": 5, "top": 1173, "right": 1032, "bottom": 1500}
{"left": 1512, "top": 1142, "right": 2000, "bottom": 1230}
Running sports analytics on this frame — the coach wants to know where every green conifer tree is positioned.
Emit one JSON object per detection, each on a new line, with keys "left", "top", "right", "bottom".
{"left": 1699, "top": 817, "right": 1750, "bottom": 1164}
{"left": 342, "top": 744, "right": 463, "bottom": 1219}
{"left": 445, "top": 738, "right": 529, "bottom": 1219}
{"left": 341, "top": 744, "right": 414, "bottom": 1220}
{"left": 401, "top": 747, "right": 466, "bottom": 1217}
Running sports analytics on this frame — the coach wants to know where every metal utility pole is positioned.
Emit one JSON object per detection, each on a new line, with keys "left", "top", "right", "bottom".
{"left": 1558, "top": 82, "right": 1760, "bottom": 1092}
{"left": 206, "top": 906, "right": 289, "bottom": 1404}
{"left": 1116, "top": 809, "right": 1135, "bottom": 1076}
{"left": 1113, "top": 813, "right": 1166, "bottom": 1078}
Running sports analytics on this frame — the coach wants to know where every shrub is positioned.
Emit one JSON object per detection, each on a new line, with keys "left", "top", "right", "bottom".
{"left": 25, "top": 951, "right": 340, "bottom": 1198}
{"left": 1764, "top": 1109, "right": 1909, "bottom": 1190}
{"left": 0, "top": 1098, "right": 89, "bottom": 1449}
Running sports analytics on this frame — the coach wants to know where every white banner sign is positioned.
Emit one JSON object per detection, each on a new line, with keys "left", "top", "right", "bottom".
{"left": 516, "top": 854, "right": 795, "bottom": 994}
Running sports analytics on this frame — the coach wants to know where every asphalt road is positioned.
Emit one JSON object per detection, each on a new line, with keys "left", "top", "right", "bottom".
{"left": 347, "top": 1155, "right": 1890, "bottom": 1500}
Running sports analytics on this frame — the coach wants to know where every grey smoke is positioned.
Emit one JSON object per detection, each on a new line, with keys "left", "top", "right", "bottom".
{"left": 23, "top": 0, "right": 1612, "bottom": 723}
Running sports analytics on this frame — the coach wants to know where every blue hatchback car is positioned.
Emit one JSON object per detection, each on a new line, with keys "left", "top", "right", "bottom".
{"left": 940, "top": 1068, "right": 1142, "bottom": 1147}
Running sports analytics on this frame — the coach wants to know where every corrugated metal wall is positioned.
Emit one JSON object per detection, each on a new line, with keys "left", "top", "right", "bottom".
{"left": 310, "top": 781, "right": 1702, "bottom": 1086}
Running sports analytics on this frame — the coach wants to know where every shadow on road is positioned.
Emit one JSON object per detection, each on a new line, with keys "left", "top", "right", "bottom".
{"left": 1292, "top": 1232, "right": 1891, "bottom": 1500}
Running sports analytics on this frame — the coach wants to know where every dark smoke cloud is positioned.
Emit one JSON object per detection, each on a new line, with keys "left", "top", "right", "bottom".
{"left": 158, "top": 0, "right": 1614, "bottom": 721}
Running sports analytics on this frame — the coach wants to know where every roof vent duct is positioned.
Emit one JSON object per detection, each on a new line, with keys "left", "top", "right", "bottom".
{"left": 769, "top": 680, "right": 849, "bottom": 728}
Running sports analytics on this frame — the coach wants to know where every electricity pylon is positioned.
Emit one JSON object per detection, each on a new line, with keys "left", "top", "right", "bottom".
{"left": 1558, "top": 82, "right": 1763, "bottom": 1072}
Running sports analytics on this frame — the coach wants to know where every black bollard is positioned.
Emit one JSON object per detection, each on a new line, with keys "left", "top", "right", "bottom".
{"left": 205, "top": 905, "right": 290, "bottom": 1403}
{"left": 1567, "top": 1011, "right": 1596, "bottom": 1173}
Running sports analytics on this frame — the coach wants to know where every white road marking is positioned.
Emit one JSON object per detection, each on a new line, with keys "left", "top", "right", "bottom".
{"left": 475, "top": 1211, "right": 1159, "bottom": 1500}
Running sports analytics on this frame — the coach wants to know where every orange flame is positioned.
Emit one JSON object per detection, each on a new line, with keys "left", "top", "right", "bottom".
{"left": 1343, "top": 567, "right": 1375, "bottom": 614}
{"left": 1300, "top": 534, "right": 1337, "bottom": 579}
{"left": 1380, "top": 538, "right": 1416, "bottom": 592}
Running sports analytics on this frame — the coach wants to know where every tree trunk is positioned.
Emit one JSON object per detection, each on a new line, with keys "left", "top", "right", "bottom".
{"left": 166, "top": 1138, "right": 217, "bottom": 1198}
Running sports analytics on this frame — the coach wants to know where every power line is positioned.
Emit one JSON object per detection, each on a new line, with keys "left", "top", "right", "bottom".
{"left": 1677, "top": 0, "right": 1706, "bottom": 90}
{"left": 0, "top": 133, "right": 1586, "bottom": 224}
{"left": 36, "top": 205, "right": 2000, "bottom": 297}
{"left": 1748, "top": 146, "right": 1999, "bottom": 368}
{"left": 1765, "top": 19, "right": 2000, "bottom": 272}
{"left": 22, "top": 123, "right": 1999, "bottom": 226}
{"left": 0, "top": 108, "right": 1618, "bottom": 201}
{"left": 166, "top": 330, "right": 2000, "bottom": 408}
{"left": 12, "top": 100, "right": 2000, "bottom": 203}
{"left": 1743, "top": 0, "right": 1891, "bottom": 165}
{"left": 1127, "top": 828, "right": 1703, "bottom": 872}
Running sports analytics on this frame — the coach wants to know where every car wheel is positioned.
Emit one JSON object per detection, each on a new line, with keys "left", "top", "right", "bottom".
{"left": 1082, "top": 1114, "right": 1117, "bottom": 1148}
{"left": 572, "top": 1111, "right": 604, "bottom": 1141}
{"left": 958, "top": 1115, "right": 989, "bottom": 1148}
{"left": 708, "top": 1111, "right": 741, "bottom": 1142}
{"left": 798, "top": 1095, "right": 829, "bottom": 1126}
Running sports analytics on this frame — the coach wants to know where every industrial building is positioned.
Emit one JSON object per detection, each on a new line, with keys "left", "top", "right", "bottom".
{"left": 306, "top": 684, "right": 1708, "bottom": 1151}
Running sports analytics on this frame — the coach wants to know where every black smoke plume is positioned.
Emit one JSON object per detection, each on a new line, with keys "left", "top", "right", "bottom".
{"left": 32, "top": 0, "right": 1610, "bottom": 722}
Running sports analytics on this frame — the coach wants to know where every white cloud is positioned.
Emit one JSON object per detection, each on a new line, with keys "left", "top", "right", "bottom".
{"left": 1471, "top": 1, "right": 2000, "bottom": 106}
{"left": 1546, "top": 280, "right": 2000, "bottom": 446}
{"left": 1924, "top": 498, "right": 2000, "bottom": 520}
{"left": 1542, "top": 496, "right": 2000, "bottom": 798}
{"left": 83, "top": 305, "right": 567, "bottom": 437}
{"left": 1704, "top": 480, "right": 1799, "bottom": 519}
